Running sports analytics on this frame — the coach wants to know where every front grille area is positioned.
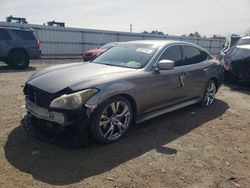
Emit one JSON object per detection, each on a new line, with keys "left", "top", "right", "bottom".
{"left": 24, "top": 84, "right": 54, "bottom": 108}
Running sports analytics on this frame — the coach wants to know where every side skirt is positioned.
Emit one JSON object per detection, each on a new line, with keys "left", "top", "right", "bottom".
{"left": 136, "top": 98, "right": 200, "bottom": 124}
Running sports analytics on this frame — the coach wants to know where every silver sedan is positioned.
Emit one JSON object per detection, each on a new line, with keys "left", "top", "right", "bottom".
{"left": 23, "top": 40, "right": 223, "bottom": 145}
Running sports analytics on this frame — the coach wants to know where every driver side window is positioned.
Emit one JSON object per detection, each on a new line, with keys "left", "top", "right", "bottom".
{"left": 159, "top": 45, "right": 183, "bottom": 66}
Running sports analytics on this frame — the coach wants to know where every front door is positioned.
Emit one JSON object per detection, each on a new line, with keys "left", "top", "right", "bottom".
{"left": 139, "top": 45, "right": 187, "bottom": 114}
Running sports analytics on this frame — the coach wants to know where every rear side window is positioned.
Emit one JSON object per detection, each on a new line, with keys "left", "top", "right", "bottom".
{"left": 12, "top": 30, "right": 35, "bottom": 40}
{"left": 0, "top": 29, "right": 12, "bottom": 40}
{"left": 159, "top": 45, "right": 183, "bottom": 66}
{"left": 182, "top": 46, "right": 208, "bottom": 65}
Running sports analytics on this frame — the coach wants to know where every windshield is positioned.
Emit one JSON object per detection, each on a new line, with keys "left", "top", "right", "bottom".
{"left": 92, "top": 43, "right": 158, "bottom": 69}
{"left": 100, "top": 43, "right": 117, "bottom": 50}
{"left": 230, "top": 37, "right": 240, "bottom": 47}
{"left": 237, "top": 38, "right": 250, "bottom": 45}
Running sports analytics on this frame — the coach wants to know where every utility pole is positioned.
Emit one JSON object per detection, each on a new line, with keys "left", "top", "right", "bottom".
{"left": 130, "top": 24, "right": 133, "bottom": 33}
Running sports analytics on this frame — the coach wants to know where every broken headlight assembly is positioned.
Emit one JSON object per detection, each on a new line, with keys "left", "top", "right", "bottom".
{"left": 49, "top": 89, "right": 98, "bottom": 110}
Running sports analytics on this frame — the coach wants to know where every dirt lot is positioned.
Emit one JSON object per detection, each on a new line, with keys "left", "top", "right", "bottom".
{"left": 0, "top": 60, "right": 250, "bottom": 188}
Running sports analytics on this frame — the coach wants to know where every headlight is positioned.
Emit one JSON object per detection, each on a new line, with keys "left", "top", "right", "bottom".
{"left": 49, "top": 89, "right": 98, "bottom": 110}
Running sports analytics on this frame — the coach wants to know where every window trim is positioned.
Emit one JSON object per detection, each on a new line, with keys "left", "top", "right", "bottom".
{"left": 152, "top": 43, "right": 212, "bottom": 70}
{"left": 153, "top": 44, "right": 184, "bottom": 69}
{"left": 181, "top": 44, "right": 210, "bottom": 66}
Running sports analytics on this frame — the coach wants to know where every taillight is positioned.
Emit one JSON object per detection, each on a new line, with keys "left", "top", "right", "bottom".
{"left": 35, "top": 40, "right": 40, "bottom": 49}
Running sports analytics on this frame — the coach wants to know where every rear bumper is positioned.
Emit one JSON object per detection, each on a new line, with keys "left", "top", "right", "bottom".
{"left": 28, "top": 49, "right": 41, "bottom": 59}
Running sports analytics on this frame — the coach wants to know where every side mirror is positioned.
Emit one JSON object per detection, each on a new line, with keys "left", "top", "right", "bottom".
{"left": 157, "top": 59, "right": 175, "bottom": 70}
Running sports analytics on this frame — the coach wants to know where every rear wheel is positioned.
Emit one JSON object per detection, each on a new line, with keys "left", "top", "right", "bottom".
{"left": 7, "top": 50, "right": 30, "bottom": 69}
{"left": 90, "top": 96, "right": 133, "bottom": 144}
{"left": 201, "top": 80, "right": 217, "bottom": 107}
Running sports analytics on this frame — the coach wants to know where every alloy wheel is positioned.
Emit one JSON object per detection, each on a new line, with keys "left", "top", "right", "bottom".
{"left": 204, "top": 82, "right": 216, "bottom": 106}
{"left": 99, "top": 101, "right": 131, "bottom": 141}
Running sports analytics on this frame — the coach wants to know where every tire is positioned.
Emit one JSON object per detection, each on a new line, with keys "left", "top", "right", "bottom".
{"left": 90, "top": 96, "right": 133, "bottom": 144}
{"left": 7, "top": 50, "right": 30, "bottom": 69}
{"left": 200, "top": 80, "right": 217, "bottom": 107}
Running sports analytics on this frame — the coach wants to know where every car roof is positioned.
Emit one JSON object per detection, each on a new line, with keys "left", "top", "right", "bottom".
{"left": 122, "top": 40, "right": 212, "bottom": 55}
{"left": 122, "top": 40, "right": 196, "bottom": 47}
{"left": 0, "top": 26, "right": 32, "bottom": 31}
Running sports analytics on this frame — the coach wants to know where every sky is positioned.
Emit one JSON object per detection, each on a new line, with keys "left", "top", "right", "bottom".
{"left": 0, "top": 0, "right": 249, "bottom": 37}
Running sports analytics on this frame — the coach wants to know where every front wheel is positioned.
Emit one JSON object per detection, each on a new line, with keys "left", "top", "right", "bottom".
{"left": 200, "top": 80, "right": 217, "bottom": 107}
{"left": 90, "top": 96, "right": 133, "bottom": 144}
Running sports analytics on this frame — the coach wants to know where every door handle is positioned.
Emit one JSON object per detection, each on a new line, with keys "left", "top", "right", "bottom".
{"left": 179, "top": 72, "right": 187, "bottom": 87}
{"left": 203, "top": 67, "right": 210, "bottom": 72}
{"left": 180, "top": 72, "right": 187, "bottom": 77}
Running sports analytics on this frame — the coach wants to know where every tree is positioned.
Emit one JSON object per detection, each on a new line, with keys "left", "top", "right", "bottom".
{"left": 212, "top": 35, "right": 225, "bottom": 39}
{"left": 189, "top": 31, "right": 201, "bottom": 38}
{"left": 142, "top": 30, "right": 166, "bottom": 35}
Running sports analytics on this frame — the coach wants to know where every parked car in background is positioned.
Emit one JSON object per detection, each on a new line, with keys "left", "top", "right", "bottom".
{"left": 219, "top": 35, "right": 241, "bottom": 61}
{"left": 23, "top": 40, "right": 223, "bottom": 146}
{"left": 83, "top": 42, "right": 118, "bottom": 61}
{"left": 0, "top": 27, "right": 41, "bottom": 69}
{"left": 221, "top": 36, "right": 250, "bottom": 82}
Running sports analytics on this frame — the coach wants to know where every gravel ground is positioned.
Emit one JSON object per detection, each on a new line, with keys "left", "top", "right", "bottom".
{"left": 0, "top": 60, "right": 250, "bottom": 188}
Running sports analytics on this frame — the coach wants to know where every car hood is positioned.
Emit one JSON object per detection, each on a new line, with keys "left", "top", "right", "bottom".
{"left": 27, "top": 62, "right": 135, "bottom": 93}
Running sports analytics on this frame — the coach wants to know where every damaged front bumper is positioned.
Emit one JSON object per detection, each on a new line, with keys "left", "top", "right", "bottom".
{"left": 23, "top": 97, "right": 90, "bottom": 147}
{"left": 25, "top": 97, "right": 74, "bottom": 126}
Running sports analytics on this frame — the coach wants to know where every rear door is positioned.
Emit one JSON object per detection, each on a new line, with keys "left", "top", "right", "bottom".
{"left": 0, "top": 28, "right": 13, "bottom": 57}
{"left": 180, "top": 45, "right": 210, "bottom": 99}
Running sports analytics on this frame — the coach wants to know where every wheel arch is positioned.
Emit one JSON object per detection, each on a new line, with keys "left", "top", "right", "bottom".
{"left": 209, "top": 77, "right": 219, "bottom": 92}
{"left": 87, "top": 92, "right": 138, "bottom": 125}
{"left": 88, "top": 93, "right": 138, "bottom": 143}
{"left": 7, "top": 48, "right": 30, "bottom": 59}
{"left": 115, "top": 93, "right": 137, "bottom": 124}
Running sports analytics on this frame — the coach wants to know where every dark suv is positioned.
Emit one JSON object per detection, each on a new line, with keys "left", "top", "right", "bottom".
{"left": 0, "top": 27, "right": 41, "bottom": 69}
